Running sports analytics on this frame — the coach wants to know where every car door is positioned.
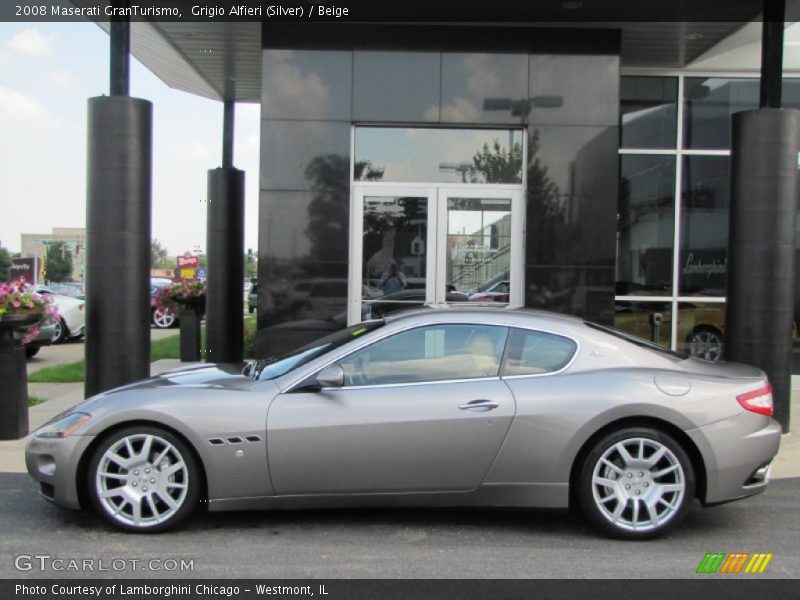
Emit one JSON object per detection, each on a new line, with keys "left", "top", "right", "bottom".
{"left": 266, "top": 323, "right": 516, "bottom": 495}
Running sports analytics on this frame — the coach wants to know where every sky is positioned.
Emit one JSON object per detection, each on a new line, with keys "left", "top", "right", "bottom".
{"left": 0, "top": 21, "right": 260, "bottom": 258}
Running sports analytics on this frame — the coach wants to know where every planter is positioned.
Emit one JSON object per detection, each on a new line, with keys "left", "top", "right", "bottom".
{"left": 0, "top": 313, "right": 42, "bottom": 330}
{"left": 0, "top": 326, "right": 29, "bottom": 440}
{"left": 178, "top": 307, "right": 201, "bottom": 362}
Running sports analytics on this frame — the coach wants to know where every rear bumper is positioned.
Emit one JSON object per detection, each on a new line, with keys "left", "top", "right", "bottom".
{"left": 687, "top": 413, "right": 781, "bottom": 504}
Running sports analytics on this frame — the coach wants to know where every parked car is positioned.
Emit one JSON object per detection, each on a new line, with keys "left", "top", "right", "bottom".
{"left": 363, "top": 288, "right": 469, "bottom": 319}
{"left": 248, "top": 282, "right": 258, "bottom": 314}
{"left": 34, "top": 287, "right": 85, "bottom": 343}
{"left": 23, "top": 321, "right": 57, "bottom": 358}
{"left": 150, "top": 279, "right": 177, "bottom": 329}
{"left": 26, "top": 307, "right": 779, "bottom": 539}
{"left": 468, "top": 280, "right": 510, "bottom": 303}
{"left": 47, "top": 282, "right": 85, "bottom": 299}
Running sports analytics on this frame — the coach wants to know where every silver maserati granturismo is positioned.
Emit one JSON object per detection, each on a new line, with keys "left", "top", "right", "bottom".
{"left": 25, "top": 308, "right": 781, "bottom": 539}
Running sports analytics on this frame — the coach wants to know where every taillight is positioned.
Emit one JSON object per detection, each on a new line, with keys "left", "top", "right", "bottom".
{"left": 79, "top": 304, "right": 85, "bottom": 311}
{"left": 737, "top": 384, "right": 773, "bottom": 417}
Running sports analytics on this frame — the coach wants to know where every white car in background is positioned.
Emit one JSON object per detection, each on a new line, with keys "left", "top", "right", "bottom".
{"left": 35, "top": 286, "right": 86, "bottom": 343}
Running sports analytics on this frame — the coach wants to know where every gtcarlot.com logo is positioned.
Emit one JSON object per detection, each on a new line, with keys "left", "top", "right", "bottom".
{"left": 696, "top": 552, "right": 773, "bottom": 574}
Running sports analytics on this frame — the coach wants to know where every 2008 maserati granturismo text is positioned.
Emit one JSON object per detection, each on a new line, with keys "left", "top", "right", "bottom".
{"left": 26, "top": 308, "right": 781, "bottom": 539}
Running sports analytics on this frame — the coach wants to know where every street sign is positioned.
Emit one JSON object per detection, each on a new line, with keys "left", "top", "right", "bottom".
{"left": 177, "top": 255, "right": 199, "bottom": 269}
{"left": 196, "top": 268, "right": 207, "bottom": 280}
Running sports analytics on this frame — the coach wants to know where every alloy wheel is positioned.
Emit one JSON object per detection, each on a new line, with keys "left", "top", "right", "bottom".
{"left": 152, "top": 307, "right": 176, "bottom": 328}
{"left": 688, "top": 329, "right": 723, "bottom": 362}
{"left": 93, "top": 432, "right": 192, "bottom": 530}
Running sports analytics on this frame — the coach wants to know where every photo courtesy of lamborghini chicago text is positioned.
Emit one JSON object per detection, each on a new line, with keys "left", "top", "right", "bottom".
{"left": 0, "top": 0, "right": 798, "bottom": 597}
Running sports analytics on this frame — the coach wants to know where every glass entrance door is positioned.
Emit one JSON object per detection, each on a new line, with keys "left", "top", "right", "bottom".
{"left": 349, "top": 185, "right": 524, "bottom": 324}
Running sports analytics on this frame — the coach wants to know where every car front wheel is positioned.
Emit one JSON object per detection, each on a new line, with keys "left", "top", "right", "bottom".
{"left": 87, "top": 426, "right": 200, "bottom": 532}
{"left": 577, "top": 427, "right": 695, "bottom": 539}
{"left": 52, "top": 318, "right": 69, "bottom": 343}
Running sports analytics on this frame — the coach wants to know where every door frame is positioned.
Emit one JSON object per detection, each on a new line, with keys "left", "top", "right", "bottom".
{"left": 349, "top": 182, "right": 526, "bottom": 325}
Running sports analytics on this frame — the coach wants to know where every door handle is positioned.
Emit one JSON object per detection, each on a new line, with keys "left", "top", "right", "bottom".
{"left": 459, "top": 399, "right": 499, "bottom": 412}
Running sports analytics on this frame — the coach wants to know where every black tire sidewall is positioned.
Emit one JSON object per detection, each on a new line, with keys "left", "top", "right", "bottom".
{"left": 87, "top": 426, "right": 201, "bottom": 533}
{"left": 577, "top": 427, "right": 695, "bottom": 540}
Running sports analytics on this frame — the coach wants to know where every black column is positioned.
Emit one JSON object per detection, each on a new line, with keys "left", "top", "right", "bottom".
{"left": 760, "top": 0, "right": 785, "bottom": 109}
{"left": 726, "top": 109, "right": 800, "bottom": 432}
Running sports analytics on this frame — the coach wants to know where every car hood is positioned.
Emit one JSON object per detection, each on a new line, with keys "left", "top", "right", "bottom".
{"left": 679, "top": 357, "right": 765, "bottom": 380}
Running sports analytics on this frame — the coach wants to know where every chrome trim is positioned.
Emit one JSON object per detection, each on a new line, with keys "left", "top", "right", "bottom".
{"left": 321, "top": 376, "right": 502, "bottom": 392}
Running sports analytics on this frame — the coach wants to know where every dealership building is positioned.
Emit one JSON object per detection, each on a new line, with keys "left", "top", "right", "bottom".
{"left": 75, "top": 4, "right": 800, "bottom": 429}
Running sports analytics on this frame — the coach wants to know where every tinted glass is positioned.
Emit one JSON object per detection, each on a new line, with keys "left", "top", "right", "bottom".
{"left": 502, "top": 328, "right": 577, "bottom": 375}
{"left": 679, "top": 156, "right": 729, "bottom": 296}
{"left": 445, "top": 197, "right": 512, "bottom": 301}
{"left": 620, "top": 76, "right": 678, "bottom": 149}
{"left": 529, "top": 54, "right": 619, "bottom": 126}
{"left": 338, "top": 324, "right": 508, "bottom": 386}
{"left": 262, "top": 50, "right": 352, "bottom": 121}
{"left": 617, "top": 155, "right": 676, "bottom": 295}
{"left": 683, "top": 78, "right": 758, "bottom": 149}
{"left": 613, "top": 300, "right": 673, "bottom": 350}
{"left": 261, "top": 120, "right": 350, "bottom": 191}
{"left": 676, "top": 301, "right": 726, "bottom": 362}
{"left": 353, "top": 51, "right": 440, "bottom": 122}
{"left": 441, "top": 53, "right": 529, "bottom": 124}
{"left": 361, "top": 195, "right": 429, "bottom": 320}
{"left": 354, "top": 127, "right": 523, "bottom": 184}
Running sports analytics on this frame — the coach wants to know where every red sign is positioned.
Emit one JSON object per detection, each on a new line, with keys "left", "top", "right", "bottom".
{"left": 177, "top": 255, "right": 199, "bottom": 269}
{"left": 10, "top": 257, "right": 38, "bottom": 284}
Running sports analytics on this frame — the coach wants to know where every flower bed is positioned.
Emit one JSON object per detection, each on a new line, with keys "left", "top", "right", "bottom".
{"left": 0, "top": 280, "right": 59, "bottom": 344}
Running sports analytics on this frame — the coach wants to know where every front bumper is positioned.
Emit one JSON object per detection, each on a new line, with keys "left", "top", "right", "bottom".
{"left": 25, "top": 434, "right": 95, "bottom": 510}
{"left": 687, "top": 412, "right": 782, "bottom": 505}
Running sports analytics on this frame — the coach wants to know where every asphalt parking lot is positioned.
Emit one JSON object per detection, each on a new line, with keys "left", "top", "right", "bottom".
{"left": 1, "top": 472, "right": 797, "bottom": 579}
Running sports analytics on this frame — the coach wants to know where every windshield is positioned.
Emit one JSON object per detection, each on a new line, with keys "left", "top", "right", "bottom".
{"left": 254, "top": 320, "right": 385, "bottom": 380}
{"left": 584, "top": 321, "right": 684, "bottom": 360}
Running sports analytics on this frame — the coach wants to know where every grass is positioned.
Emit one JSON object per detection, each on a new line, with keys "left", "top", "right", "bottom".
{"left": 29, "top": 332, "right": 183, "bottom": 383}
{"left": 28, "top": 395, "right": 47, "bottom": 407}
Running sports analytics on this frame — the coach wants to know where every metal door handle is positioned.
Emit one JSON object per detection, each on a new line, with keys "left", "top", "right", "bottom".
{"left": 459, "top": 399, "right": 499, "bottom": 412}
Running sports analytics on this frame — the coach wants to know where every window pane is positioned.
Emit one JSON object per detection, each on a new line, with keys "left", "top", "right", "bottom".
{"left": 616, "top": 155, "right": 676, "bottom": 295}
{"left": 338, "top": 324, "right": 508, "bottom": 386}
{"left": 679, "top": 156, "right": 729, "bottom": 296}
{"left": 502, "top": 328, "right": 576, "bottom": 375}
{"left": 676, "top": 302, "right": 726, "bottom": 362}
{"left": 683, "top": 78, "right": 758, "bottom": 149}
{"left": 354, "top": 127, "right": 523, "bottom": 184}
{"left": 614, "top": 301, "right": 673, "bottom": 349}
{"left": 620, "top": 76, "right": 677, "bottom": 148}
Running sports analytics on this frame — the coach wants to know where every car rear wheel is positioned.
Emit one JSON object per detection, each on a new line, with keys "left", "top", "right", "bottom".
{"left": 687, "top": 327, "right": 724, "bottom": 362}
{"left": 25, "top": 346, "right": 40, "bottom": 358}
{"left": 152, "top": 307, "right": 176, "bottom": 328}
{"left": 577, "top": 427, "right": 695, "bottom": 539}
{"left": 87, "top": 426, "right": 200, "bottom": 532}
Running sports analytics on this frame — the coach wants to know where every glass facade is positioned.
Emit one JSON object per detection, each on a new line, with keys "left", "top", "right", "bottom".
{"left": 616, "top": 75, "right": 800, "bottom": 361}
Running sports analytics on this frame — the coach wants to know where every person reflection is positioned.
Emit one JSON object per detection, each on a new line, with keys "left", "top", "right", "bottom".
{"left": 378, "top": 263, "right": 407, "bottom": 294}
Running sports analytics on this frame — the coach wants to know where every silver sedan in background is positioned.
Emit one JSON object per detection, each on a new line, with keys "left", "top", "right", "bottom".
{"left": 25, "top": 308, "right": 780, "bottom": 539}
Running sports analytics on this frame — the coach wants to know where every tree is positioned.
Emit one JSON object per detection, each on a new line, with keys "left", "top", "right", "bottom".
{"left": 468, "top": 139, "right": 523, "bottom": 184}
{"left": 151, "top": 239, "right": 171, "bottom": 268}
{"left": 44, "top": 241, "right": 73, "bottom": 283}
{"left": 0, "top": 244, "right": 11, "bottom": 281}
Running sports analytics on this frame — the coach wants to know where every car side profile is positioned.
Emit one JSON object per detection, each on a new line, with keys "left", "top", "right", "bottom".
{"left": 25, "top": 308, "right": 780, "bottom": 539}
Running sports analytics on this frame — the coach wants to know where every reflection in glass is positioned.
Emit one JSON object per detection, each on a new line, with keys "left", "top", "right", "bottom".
{"left": 446, "top": 197, "right": 512, "bottom": 305}
{"left": 441, "top": 53, "right": 529, "bottom": 124}
{"left": 679, "top": 156, "right": 729, "bottom": 296}
{"left": 617, "top": 155, "right": 676, "bottom": 295}
{"left": 354, "top": 127, "right": 523, "bottom": 184}
{"left": 620, "top": 76, "right": 678, "bottom": 149}
{"left": 361, "top": 196, "right": 428, "bottom": 320}
{"left": 683, "top": 78, "right": 758, "bottom": 149}
{"left": 614, "top": 301, "right": 673, "bottom": 349}
{"left": 262, "top": 50, "right": 352, "bottom": 121}
{"left": 353, "top": 51, "right": 441, "bottom": 122}
{"left": 676, "top": 302, "right": 726, "bottom": 362}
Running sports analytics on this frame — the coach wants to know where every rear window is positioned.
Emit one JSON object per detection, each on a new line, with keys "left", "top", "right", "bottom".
{"left": 585, "top": 321, "right": 683, "bottom": 359}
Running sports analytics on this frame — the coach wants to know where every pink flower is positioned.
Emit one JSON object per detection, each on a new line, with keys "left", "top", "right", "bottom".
{"left": 12, "top": 300, "right": 20, "bottom": 308}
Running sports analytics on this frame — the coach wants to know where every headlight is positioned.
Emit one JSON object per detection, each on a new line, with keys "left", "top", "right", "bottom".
{"left": 36, "top": 412, "right": 91, "bottom": 438}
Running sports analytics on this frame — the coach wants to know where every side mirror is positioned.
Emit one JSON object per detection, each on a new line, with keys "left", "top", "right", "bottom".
{"left": 316, "top": 364, "right": 344, "bottom": 388}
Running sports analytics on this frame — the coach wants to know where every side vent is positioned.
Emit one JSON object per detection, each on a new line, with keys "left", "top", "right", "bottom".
{"left": 208, "top": 438, "right": 225, "bottom": 445}
{"left": 226, "top": 436, "right": 244, "bottom": 444}
{"left": 245, "top": 435, "right": 262, "bottom": 443}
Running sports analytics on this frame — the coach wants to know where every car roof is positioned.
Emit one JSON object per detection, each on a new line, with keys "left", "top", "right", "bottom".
{"left": 383, "top": 305, "right": 585, "bottom": 328}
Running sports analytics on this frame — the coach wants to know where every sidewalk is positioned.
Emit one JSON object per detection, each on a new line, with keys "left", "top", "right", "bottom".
{"left": 2, "top": 365, "right": 800, "bottom": 479}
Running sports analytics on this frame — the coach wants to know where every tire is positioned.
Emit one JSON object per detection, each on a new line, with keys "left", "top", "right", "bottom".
{"left": 52, "top": 318, "right": 69, "bottom": 344}
{"left": 87, "top": 426, "right": 201, "bottom": 533}
{"left": 248, "top": 305, "right": 254, "bottom": 314}
{"left": 152, "top": 307, "right": 177, "bottom": 329}
{"left": 687, "top": 327, "right": 724, "bottom": 362}
{"left": 577, "top": 427, "right": 695, "bottom": 540}
{"left": 25, "top": 346, "right": 40, "bottom": 358}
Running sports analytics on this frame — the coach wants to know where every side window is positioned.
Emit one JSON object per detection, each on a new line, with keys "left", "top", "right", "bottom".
{"left": 338, "top": 324, "right": 508, "bottom": 386}
{"left": 502, "top": 328, "right": 577, "bottom": 376}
